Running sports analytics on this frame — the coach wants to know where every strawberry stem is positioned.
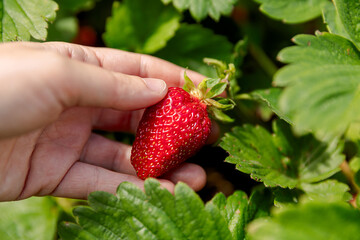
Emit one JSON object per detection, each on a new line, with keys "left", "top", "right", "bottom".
{"left": 183, "top": 59, "right": 237, "bottom": 123}
{"left": 340, "top": 160, "right": 360, "bottom": 194}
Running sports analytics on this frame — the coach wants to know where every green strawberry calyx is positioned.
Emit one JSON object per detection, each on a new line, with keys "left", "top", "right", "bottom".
{"left": 183, "top": 58, "right": 236, "bottom": 123}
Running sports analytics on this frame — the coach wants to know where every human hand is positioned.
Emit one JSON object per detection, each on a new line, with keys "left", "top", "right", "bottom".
{"left": 0, "top": 42, "right": 216, "bottom": 201}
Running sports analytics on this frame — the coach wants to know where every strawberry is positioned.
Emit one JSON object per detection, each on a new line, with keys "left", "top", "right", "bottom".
{"left": 131, "top": 87, "right": 211, "bottom": 179}
{"left": 131, "top": 61, "right": 236, "bottom": 179}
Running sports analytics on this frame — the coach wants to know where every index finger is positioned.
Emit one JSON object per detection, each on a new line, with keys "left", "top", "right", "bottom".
{"left": 16, "top": 41, "right": 206, "bottom": 87}
{"left": 91, "top": 47, "right": 206, "bottom": 87}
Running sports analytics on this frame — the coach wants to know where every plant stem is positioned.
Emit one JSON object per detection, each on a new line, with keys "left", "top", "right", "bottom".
{"left": 340, "top": 160, "right": 360, "bottom": 194}
{"left": 249, "top": 43, "right": 278, "bottom": 78}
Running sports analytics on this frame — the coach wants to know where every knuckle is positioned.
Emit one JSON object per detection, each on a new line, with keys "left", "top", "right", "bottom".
{"left": 44, "top": 52, "right": 70, "bottom": 78}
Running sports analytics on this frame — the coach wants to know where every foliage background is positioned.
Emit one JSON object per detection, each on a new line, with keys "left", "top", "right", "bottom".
{"left": 2, "top": 0, "right": 360, "bottom": 239}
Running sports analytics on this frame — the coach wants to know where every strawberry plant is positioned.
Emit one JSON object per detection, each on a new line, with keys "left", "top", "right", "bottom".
{"left": 2, "top": 0, "right": 360, "bottom": 239}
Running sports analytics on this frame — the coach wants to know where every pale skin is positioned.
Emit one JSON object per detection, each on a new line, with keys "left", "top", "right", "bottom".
{"left": 0, "top": 42, "right": 217, "bottom": 201}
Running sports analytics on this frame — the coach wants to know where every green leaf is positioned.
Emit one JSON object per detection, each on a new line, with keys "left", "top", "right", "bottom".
{"left": 0, "top": 197, "right": 59, "bottom": 240}
{"left": 209, "top": 107, "right": 235, "bottom": 122}
{"left": 272, "top": 188, "right": 301, "bottom": 207}
{"left": 232, "top": 37, "right": 249, "bottom": 70}
{"left": 346, "top": 123, "right": 360, "bottom": 142}
{"left": 248, "top": 202, "right": 360, "bottom": 240}
{"left": 206, "top": 99, "right": 234, "bottom": 111}
{"left": 183, "top": 71, "right": 196, "bottom": 92}
{"left": 58, "top": 223, "right": 97, "bottom": 240}
{"left": 203, "top": 58, "right": 228, "bottom": 79}
{"left": 251, "top": 88, "right": 292, "bottom": 124}
{"left": 333, "top": 0, "right": 360, "bottom": 49}
{"left": 203, "top": 204, "right": 233, "bottom": 240}
{"left": 354, "top": 170, "right": 360, "bottom": 189}
{"left": 197, "top": 78, "right": 209, "bottom": 96}
{"left": 210, "top": 191, "right": 248, "bottom": 240}
{"left": 203, "top": 58, "right": 239, "bottom": 98}
{"left": 59, "top": 179, "right": 233, "bottom": 240}
{"left": 156, "top": 24, "right": 233, "bottom": 76}
{"left": 103, "top": 0, "right": 181, "bottom": 54}
{"left": 275, "top": 32, "right": 360, "bottom": 138}
{"left": 277, "top": 33, "right": 360, "bottom": 66}
{"left": 322, "top": 2, "right": 350, "bottom": 39}
{"left": 205, "top": 82, "right": 227, "bottom": 99}
{"left": 173, "top": 182, "right": 222, "bottom": 239}
{"left": 205, "top": 78, "right": 222, "bottom": 89}
{"left": 161, "top": 0, "right": 238, "bottom": 22}
{"left": 209, "top": 187, "right": 273, "bottom": 240}
{"left": 220, "top": 120, "right": 344, "bottom": 188}
{"left": 350, "top": 156, "right": 360, "bottom": 173}
{"left": 210, "top": 97, "right": 236, "bottom": 110}
{"left": 253, "top": 0, "right": 328, "bottom": 24}
{"left": 300, "top": 180, "right": 352, "bottom": 202}
{"left": 0, "top": 0, "right": 58, "bottom": 42}
{"left": 246, "top": 186, "right": 273, "bottom": 221}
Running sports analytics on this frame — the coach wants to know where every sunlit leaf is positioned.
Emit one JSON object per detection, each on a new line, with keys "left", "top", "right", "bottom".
{"left": 0, "top": 0, "right": 58, "bottom": 41}
{"left": 300, "top": 180, "right": 352, "bottom": 202}
{"left": 253, "top": 0, "right": 328, "bottom": 24}
{"left": 333, "top": 0, "right": 360, "bottom": 49}
{"left": 0, "top": 197, "right": 59, "bottom": 240}
{"left": 248, "top": 202, "right": 360, "bottom": 240}
{"left": 59, "top": 179, "right": 233, "bottom": 240}
{"left": 161, "top": 0, "right": 238, "bottom": 21}
{"left": 103, "top": 0, "right": 181, "bottom": 54}
{"left": 220, "top": 120, "right": 344, "bottom": 188}
{"left": 251, "top": 88, "right": 292, "bottom": 124}
{"left": 322, "top": 2, "right": 350, "bottom": 39}
{"left": 275, "top": 32, "right": 360, "bottom": 138}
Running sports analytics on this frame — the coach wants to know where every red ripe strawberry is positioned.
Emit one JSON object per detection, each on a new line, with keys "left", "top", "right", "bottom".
{"left": 131, "top": 87, "right": 212, "bottom": 179}
{"left": 131, "top": 66, "right": 236, "bottom": 179}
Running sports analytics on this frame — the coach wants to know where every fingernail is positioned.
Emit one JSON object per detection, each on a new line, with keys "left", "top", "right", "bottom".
{"left": 143, "top": 78, "right": 167, "bottom": 93}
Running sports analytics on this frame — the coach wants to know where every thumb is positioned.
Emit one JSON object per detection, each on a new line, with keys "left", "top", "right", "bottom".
{"left": 59, "top": 58, "right": 168, "bottom": 110}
